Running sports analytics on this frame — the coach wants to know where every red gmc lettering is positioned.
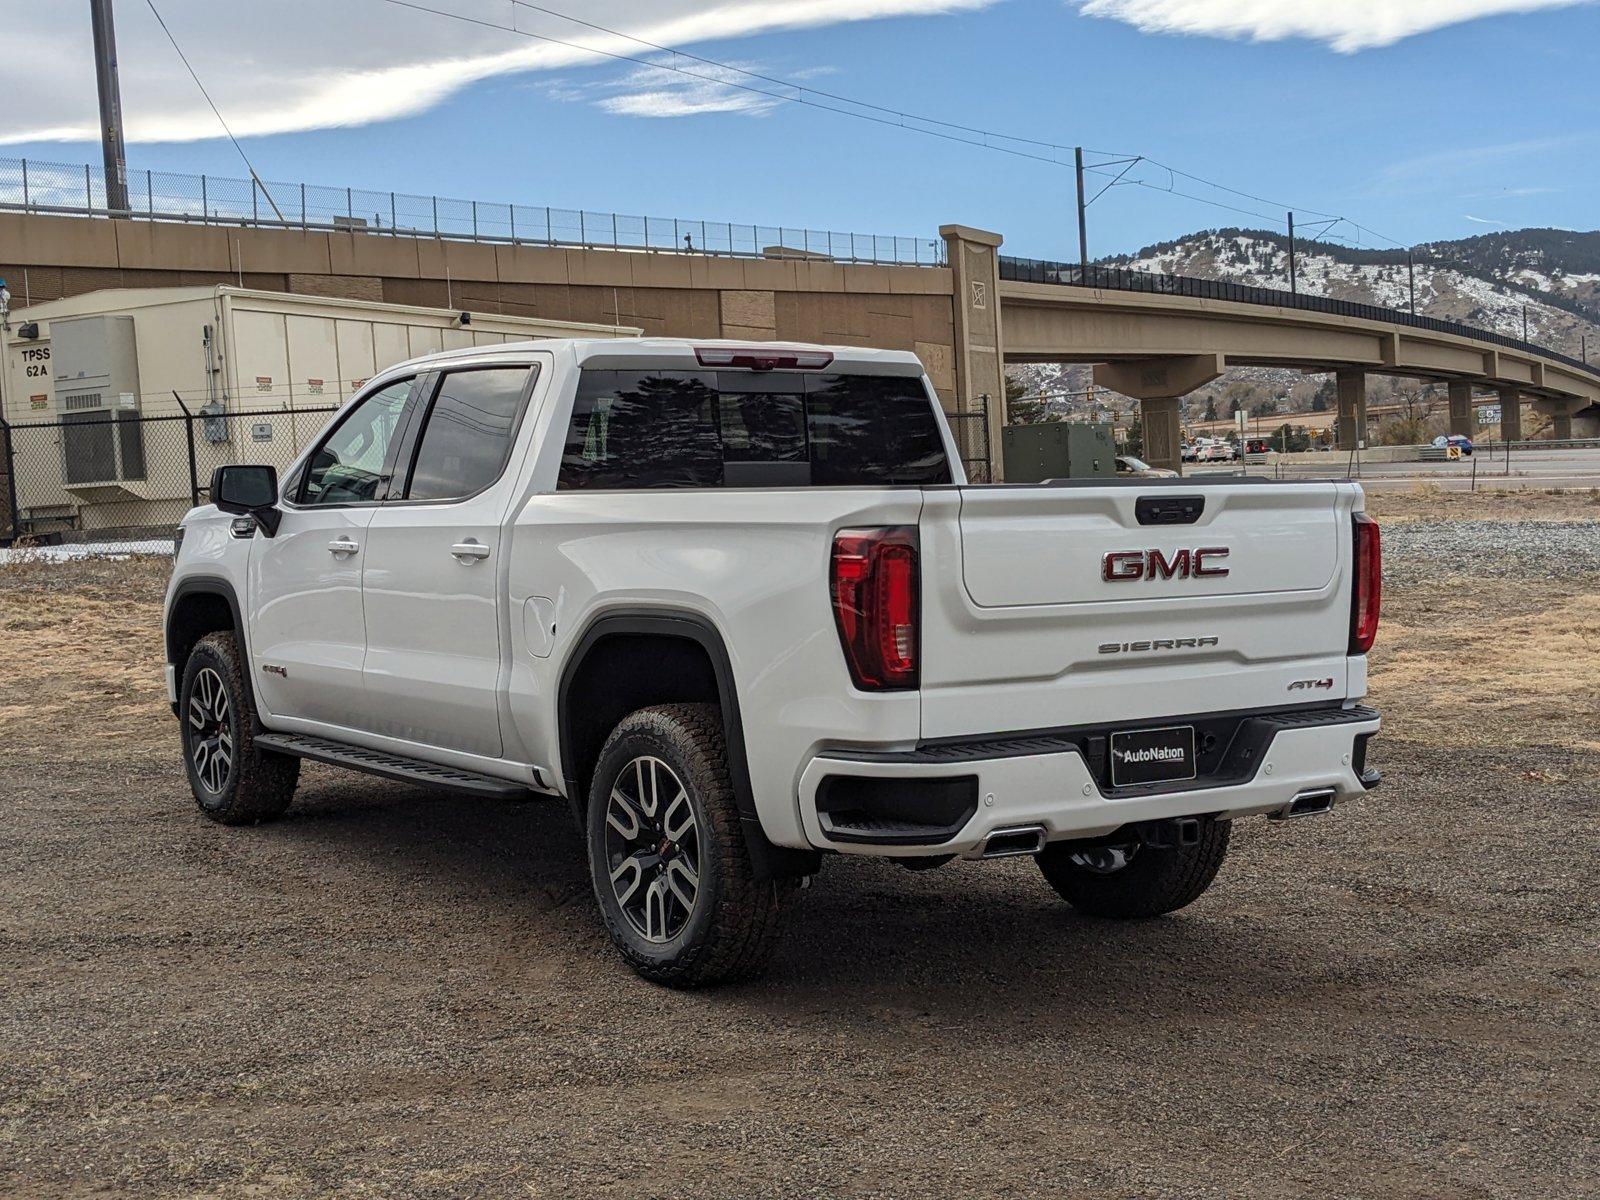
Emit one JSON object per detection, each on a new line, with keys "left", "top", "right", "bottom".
{"left": 1102, "top": 547, "right": 1231, "bottom": 581}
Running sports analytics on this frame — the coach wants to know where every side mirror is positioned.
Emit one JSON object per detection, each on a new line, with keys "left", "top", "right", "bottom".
{"left": 211, "top": 464, "right": 281, "bottom": 537}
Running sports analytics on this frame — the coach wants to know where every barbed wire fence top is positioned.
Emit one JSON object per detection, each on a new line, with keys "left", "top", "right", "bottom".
{"left": 0, "top": 156, "right": 945, "bottom": 268}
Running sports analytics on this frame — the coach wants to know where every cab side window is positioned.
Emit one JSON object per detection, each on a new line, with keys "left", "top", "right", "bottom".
{"left": 300, "top": 378, "right": 413, "bottom": 506}
{"left": 403, "top": 367, "right": 533, "bottom": 502}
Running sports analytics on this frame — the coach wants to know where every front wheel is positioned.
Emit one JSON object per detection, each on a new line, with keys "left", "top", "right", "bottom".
{"left": 586, "top": 704, "right": 795, "bottom": 987}
{"left": 179, "top": 631, "right": 300, "bottom": 824}
{"left": 1037, "top": 819, "right": 1230, "bottom": 918}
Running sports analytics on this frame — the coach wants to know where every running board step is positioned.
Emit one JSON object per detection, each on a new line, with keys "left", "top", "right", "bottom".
{"left": 254, "top": 733, "right": 531, "bottom": 799}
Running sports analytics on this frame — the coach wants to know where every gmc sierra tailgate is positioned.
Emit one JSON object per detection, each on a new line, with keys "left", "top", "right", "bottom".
{"left": 917, "top": 481, "right": 1360, "bottom": 740}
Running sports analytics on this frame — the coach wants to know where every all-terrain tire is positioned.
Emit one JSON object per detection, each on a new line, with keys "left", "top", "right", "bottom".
{"left": 586, "top": 704, "right": 796, "bottom": 988}
{"left": 1037, "top": 820, "right": 1230, "bottom": 918}
{"left": 179, "top": 631, "right": 299, "bottom": 825}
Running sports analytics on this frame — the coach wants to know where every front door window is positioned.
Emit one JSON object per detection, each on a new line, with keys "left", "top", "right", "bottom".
{"left": 300, "top": 378, "right": 413, "bottom": 506}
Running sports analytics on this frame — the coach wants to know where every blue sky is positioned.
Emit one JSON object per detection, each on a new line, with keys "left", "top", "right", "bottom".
{"left": 2, "top": 0, "right": 1596, "bottom": 259}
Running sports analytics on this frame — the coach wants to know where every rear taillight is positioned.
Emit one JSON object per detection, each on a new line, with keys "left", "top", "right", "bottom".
{"left": 830, "top": 527, "right": 919, "bottom": 690}
{"left": 1349, "top": 513, "right": 1382, "bottom": 655}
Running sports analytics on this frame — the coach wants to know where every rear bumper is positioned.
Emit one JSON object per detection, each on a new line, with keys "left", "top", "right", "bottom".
{"left": 797, "top": 704, "right": 1380, "bottom": 857}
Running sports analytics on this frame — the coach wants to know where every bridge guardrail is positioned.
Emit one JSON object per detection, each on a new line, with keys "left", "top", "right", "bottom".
{"left": 999, "top": 257, "right": 1600, "bottom": 384}
{"left": 0, "top": 156, "right": 943, "bottom": 267}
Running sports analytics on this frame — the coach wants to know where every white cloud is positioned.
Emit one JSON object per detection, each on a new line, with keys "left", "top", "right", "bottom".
{"left": 1075, "top": 0, "right": 1595, "bottom": 52}
{"left": 548, "top": 59, "right": 839, "bottom": 119}
{"left": 553, "top": 58, "right": 785, "bottom": 119}
{"left": 1463, "top": 213, "right": 1507, "bottom": 225}
{"left": 0, "top": 0, "right": 997, "bottom": 145}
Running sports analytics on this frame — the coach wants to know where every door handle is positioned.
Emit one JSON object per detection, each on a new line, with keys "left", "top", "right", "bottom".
{"left": 451, "top": 540, "right": 491, "bottom": 562}
{"left": 328, "top": 538, "right": 360, "bottom": 556}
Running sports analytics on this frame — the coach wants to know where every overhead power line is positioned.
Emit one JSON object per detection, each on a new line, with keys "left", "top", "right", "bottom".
{"left": 376, "top": 0, "right": 1072, "bottom": 167}
{"left": 507, "top": 0, "right": 1075, "bottom": 155}
{"left": 363, "top": 0, "right": 1431, "bottom": 260}
{"left": 507, "top": 0, "right": 1411, "bottom": 245}
{"left": 375, "top": 0, "right": 1400, "bottom": 240}
{"left": 142, "top": 0, "right": 285, "bottom": 219}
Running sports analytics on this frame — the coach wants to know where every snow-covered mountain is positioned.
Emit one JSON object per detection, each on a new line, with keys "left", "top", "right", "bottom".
{"left": 1104, "top": 228, "right": 1599, "bottom": 358}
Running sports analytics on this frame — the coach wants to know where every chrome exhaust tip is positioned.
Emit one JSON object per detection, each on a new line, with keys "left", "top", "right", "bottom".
{"left": 1269, "top": 788, "right": 1336, "bottom": 821}
{"left": 980, "top": 825, "right": 1047, "bottom": 858}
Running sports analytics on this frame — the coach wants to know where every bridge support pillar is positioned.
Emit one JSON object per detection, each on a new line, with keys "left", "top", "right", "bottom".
{"left": 1093, "top": 354, "right": 1225, "bottom": 474}
{"left": 941, "top": 224, "right": 1008, "bottom": 480}
{"left": 1335, "top": 370, "right": 1367, "bottom": 450}
{"left": 1448, "top": 381, "right": 1475, "bottom": 438}
{"left": 1497, "top": 386, "right": 1522, "bottom": 443}
{"left": 1552, "top": 410, "right": 1573, "bottom": 440}
{"left": 1138, "top": 397, "right": 1183, "bottom": 472}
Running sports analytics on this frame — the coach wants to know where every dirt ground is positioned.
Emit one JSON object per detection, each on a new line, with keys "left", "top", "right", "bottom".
{"left": 2, "top": 492, "right": 1597, "bottom": 1199}
{"left": 1364, "top": 484, "right": 1600, "bottom": 524}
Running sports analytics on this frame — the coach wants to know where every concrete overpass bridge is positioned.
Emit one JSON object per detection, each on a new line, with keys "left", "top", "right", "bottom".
{"left": 4, "top": 165, "right": 1596, "bottom": 478}
{"left": 997, "top": 257, "right": 1600, "bottom": 470}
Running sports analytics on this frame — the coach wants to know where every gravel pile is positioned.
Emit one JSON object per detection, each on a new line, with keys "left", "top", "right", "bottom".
{"left": 1383, "top": 518, "right": 1600, "bottom": 586}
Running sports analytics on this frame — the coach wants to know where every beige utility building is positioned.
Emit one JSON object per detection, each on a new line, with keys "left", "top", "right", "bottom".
{"left": 0, "top": 286, "right": 637, "bottom": 532}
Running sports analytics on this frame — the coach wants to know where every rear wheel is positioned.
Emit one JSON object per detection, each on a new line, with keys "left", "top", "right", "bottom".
{"left": 586, "top": 704, "right": 795, "bottom": 987}
{"left": 179, "top": 631, "right": 299, "bottom": 824}
{"left": 1037, "top": 819, "right": 1230, "bottom": 918}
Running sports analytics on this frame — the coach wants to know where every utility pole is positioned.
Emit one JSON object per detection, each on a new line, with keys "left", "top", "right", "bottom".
{"left": 1407, "top": 251, "right": 1416, "bottom": 315}
{"left": 90, "top": 0, "right": 130, "bottom": 214}
{"left": 1522, "top": 304, "right": 1529, "bottom": 343}
{"left": 1075, "top": 146, "right": 1089, "bottom": 279}
{"left": 1286, "top": 212, "right": 1297, "bottom": 295}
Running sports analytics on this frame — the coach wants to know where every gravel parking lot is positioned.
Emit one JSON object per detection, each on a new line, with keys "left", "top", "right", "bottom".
{"left": 1382, "top": 519, "right": 1600, "bottom": 586}
{"left": 2, "top": 489, "right": 1596, "bottom": 1199}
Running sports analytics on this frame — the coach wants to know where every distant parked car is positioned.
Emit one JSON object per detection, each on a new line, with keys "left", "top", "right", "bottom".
{"left": 1116, "top": 455, "right": 1178, "bottom": 478}
{"left": 1180, "top": 442, "right": 1198, "bottom": 462}
{"left": 1196, "top": 442, "right": 1236, "bottom": 463}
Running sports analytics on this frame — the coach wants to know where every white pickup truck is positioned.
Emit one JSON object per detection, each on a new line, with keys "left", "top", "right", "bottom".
{"left": 164, "top": 338, "right": 1382, "bottom": 986}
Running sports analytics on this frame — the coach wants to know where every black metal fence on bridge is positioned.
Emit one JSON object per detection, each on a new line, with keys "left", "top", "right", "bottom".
{"left": 1, "top": 406, "right": 338, "bottom": 545}
{"left": 999, "top": 257, "right": 1600, "bottom": 383}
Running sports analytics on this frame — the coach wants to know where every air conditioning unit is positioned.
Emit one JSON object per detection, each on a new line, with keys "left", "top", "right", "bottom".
{"left": 53, "top": 315, "right": 146, "bottom": 488}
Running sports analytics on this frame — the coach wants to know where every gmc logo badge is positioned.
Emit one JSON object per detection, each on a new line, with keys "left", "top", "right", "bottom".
{"left": 1103, "top": 547, "right": 1230, "bottom": 581}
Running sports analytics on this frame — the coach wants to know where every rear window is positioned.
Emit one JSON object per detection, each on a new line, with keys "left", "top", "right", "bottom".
{"left": 557, "top": 369, "right": 951, "bottom": 490}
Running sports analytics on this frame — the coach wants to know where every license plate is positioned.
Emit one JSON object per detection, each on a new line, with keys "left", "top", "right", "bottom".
{"left": 1110, "top": 725, "right": 1197, "bottom": 787}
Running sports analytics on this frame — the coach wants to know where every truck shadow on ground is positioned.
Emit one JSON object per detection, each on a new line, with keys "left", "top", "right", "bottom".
{"left": 266, "top": 765, "right": 1363, "bottom": 1024}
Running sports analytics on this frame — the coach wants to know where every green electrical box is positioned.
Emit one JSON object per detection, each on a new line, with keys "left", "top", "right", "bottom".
{"left": 1001, "top": 422, "right": 1116, "bottom": 482}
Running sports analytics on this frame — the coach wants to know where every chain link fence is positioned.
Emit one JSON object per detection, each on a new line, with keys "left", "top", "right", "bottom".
{"left": 1, "top": 406, "right": 338, "bottom": 544}
{"left": 2, "top": 396, "right": 994, "bottom": 543}
{"left": 944, "top": 395, "right": 991, "bottom": 483}
{"left": 0, "top": 156, "right": 943, "bottom": 267}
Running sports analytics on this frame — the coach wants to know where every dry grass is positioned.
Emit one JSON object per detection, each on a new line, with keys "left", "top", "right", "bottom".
{"left": 1365, "top": 483, "right": 1600, "bottom": 524}
{"left": 1371, "top": 575, "right": 1600, "bottom": 758}
{"left": 0, "top": 557, "right": 173, "bottom": 759}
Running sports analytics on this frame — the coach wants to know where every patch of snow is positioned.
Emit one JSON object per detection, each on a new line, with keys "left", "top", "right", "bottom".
{"left": 0, "top": 538, "right": 174, "bottom": 564}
